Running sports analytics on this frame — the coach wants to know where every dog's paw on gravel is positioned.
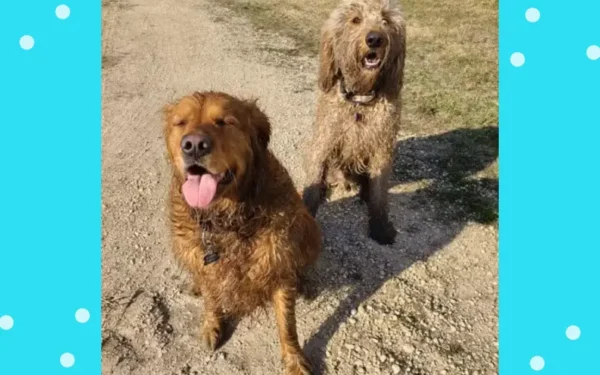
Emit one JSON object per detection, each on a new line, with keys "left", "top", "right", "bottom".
{"left": 368, "top": 218, "right": 397, "bottom": 245}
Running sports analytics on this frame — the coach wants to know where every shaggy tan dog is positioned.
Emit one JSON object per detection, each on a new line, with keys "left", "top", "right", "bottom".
{"left": 163, "top": 91, "right": 321, "bottom": 375}
{"left": 303, "top": 0, "right": 406, "bottom": 245}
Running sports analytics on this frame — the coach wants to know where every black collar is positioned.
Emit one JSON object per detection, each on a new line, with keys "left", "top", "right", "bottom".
{"left": 339, "top": 75, "right": 379, "bottom": 105}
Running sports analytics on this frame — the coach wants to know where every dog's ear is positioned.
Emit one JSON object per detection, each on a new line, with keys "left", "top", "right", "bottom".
{"left": 162, "top": 103, "right": 174, "bottom": 122}
{"left": 192, "top": 91, "right": 205, "bottom": 103}
{"left": 318, "top": 27, "right": 337, "bottom": 92}
{"left": 383, "top": 21, "right": 406, "bottom": 97}
{"left": 162, "top": 102, "right": 176, "bottom": 138}
{"left": 246, "top": 99, "right": 271, "bottom": 149}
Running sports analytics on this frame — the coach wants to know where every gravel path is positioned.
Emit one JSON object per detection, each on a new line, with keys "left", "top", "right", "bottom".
{"left": 101, "top": 0, "right": 498, "bottom": 374}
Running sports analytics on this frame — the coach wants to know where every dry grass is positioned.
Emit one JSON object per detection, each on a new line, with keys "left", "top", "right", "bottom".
{"left": 212, "top": 0, "right": 498, "bottom": 222}
{"left": 215, "top": 0, "right": 497, "bottom": 132}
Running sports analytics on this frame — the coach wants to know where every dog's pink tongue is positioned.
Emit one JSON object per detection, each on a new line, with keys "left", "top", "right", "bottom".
{"left": 182, "top": 174, "right": 219, "bottom": 208}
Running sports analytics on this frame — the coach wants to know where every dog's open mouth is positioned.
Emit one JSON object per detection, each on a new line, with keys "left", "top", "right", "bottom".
{"left": 363, "top": 51, "right": 382, "bottom": 69}
{"left": 182, "top": 165, "right": 233, "bottom": 209}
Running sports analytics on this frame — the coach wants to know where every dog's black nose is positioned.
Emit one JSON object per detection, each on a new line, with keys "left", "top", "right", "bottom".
{"left": 366, "top": 31, "right": 384, "bottom": 48}
{"left": 181, "top": 133, "right": 212, "bottom": 158}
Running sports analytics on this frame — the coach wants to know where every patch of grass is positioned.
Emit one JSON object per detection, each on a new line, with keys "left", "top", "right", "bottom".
{"left": 211, "top": 0, "right": 498, "bottom": 134}
{"left": 211, "top": 0, "right": 498, "bottom": 223}
{"left": 420, "top": 177, "right": 498, "bottom": 224}
{"left": 213, "top": 0, "right": 334, "bottom": 56}
{"left": 395, "top": 127, "right": 498, "bottom": 223}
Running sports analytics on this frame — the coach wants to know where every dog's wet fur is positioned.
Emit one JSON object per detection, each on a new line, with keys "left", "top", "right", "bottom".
{"left": 303, "top": 0, "right": 406, "bottom": 245}
{"left": 163, "top": 91, "right": 322, "bottom": 375}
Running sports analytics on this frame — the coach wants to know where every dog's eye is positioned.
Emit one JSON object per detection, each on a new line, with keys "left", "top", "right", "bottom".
{"left": 215, "top": 118, "right": 226, "bottom": 127}
{"left": 382, "top": 19, "right": 389, "bottom": 26}
{"left": 173, "top": 117, "right": 186, "bottom": 127}
{"left": 352, "top": 16, "right": 361, "bottom": 24}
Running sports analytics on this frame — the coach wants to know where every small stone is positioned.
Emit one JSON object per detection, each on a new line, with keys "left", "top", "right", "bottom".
{"left": 392, "top": 364, "right": 401, "bottom": 374}
{"left": 218, "top": 352, "right": 226, "bottom": 360}
{"left": 379, "top": 354, "right": 387, "bottom": 362}
{"left": 402, "top": 344, "right": 415, "bottom": 354}
{"left": 351, "top": 309, "right": 358, "bottom": 316}
{"left": 345, "top": 344, "right": 355, "bottom": 350}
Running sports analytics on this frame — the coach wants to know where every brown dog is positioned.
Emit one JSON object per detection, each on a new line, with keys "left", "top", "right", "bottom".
{"left": 163, "top": 91, "right": 321, "bottom": 375}
{"left": 302, "top": 0, "right": 406, "bottom": 245}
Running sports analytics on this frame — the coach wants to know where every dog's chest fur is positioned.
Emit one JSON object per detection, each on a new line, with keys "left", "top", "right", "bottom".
{"left": 171, "top": 211, "right": 300, "bottom": 315}
{"left": 197, "top": 232, "right": 284, "bottom": 314}
{"left": 168, "top": 161, "right": 320, "bottom": 317}
{"left": 317, "top": 92, "right": 400, "bottom": 173}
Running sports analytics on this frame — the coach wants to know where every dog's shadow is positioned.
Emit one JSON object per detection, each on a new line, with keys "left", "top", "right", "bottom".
{"left": 301, "top": 126, "right": 498, "bottom": 374}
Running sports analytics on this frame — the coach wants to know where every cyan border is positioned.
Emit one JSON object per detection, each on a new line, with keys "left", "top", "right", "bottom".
{"left": 0, "top": 1, "right": 101, "bottom": 373}
{"left": 500, "top": 0, "right": 598, "bottom": 374}
{"left": 1, "top": 0, "right": 598, "bottom": 373}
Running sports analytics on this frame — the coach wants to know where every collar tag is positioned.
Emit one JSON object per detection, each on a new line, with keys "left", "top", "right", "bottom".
{"left": 201, "top": 230, "right": 220, "bottom": 265}
{"left": 203, "top": 251, "right": 220, "bottom": 265}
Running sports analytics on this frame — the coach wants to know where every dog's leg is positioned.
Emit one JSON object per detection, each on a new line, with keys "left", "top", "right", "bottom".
{"left": 201, "top": 295, "right": 223, "bottom": 351}
{"left": 273, "top": 287, "right": 312, "bottom": 375}
{"left": 302, "top": 152, "right": 329, "bottom": 217}
{"left": 357, "top": 173, "right": 370, "bottom": 203}
{"left": 366, "top": 164, "right": 397, "bottom": 245}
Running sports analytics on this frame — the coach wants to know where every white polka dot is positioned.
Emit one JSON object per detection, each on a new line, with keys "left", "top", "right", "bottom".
{"left": 19, "top": 35, "right": 34, "bottom": 50}
{"left": 587, "top": 45, "right": 600, "bottom": 61}
{"left": 60, "top": 353, "right": 75, "bottom": 368}
{"left": 55, "top": 4, "right": 70, "bottom": 20}
{"left": 75, "top": 308, "right": 90, "bottom": 323}
{"left": 525, "top": 8, "right": 540, "bottom": 23}
{"left": 510, "top": 52, "right": 525, "bottom": 67}
{"left": 530, "top": 356, "right": 545, "bottom": 371}
{"left": 0, "top": 315, "right": 14, "bottom": 330}
{"left": 566, "top": 325, "right": 581, "bottom": 340}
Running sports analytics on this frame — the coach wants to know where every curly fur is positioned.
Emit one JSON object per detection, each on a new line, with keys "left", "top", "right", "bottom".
{"left": 163, "top": 91, "right": 321, "bottom": 375}
{"left": 303, "top": 0, "right": 406, "bottom": 245}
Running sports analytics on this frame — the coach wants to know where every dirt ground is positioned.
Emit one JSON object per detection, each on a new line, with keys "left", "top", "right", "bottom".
{"left": 101, "top": 0, "right": 499, "bottom": 374}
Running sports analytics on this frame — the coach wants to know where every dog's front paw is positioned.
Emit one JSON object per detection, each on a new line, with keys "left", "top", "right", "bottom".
{"left": 284, "top": 353, "right": 312, "bottom": 375}
{"left": 201, "top": 318, "right": 222, "bottom": 351}
{"left": 368, "top": 218, "right": 397, "bottom": 245}
{"left": 297, "top": 275, "right": 318, "bottom": 302}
